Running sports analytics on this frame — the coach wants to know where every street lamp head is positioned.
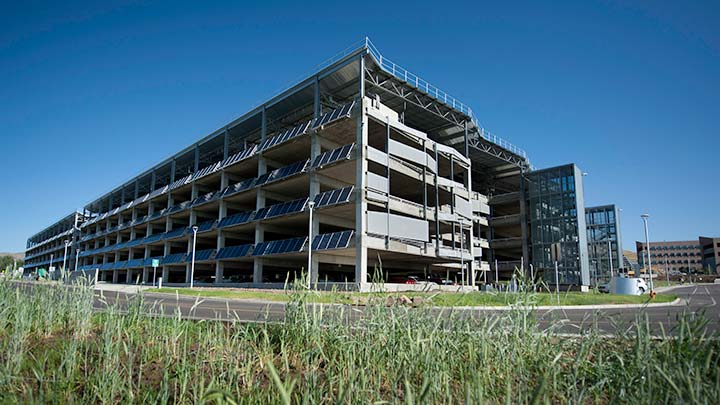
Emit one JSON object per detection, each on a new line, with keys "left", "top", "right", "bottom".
{"left": 64, "top": 239, "right": 69, "bottom": 245}
{"left": 192, "top": 225, "right": 199, "bottom": 233}
{"left": 641, "top": 213, "right": 649, "bottom": 219}
{"left": 308, "top": 201, "right": 315, "bottom": 209}
{"left": 582, "top": 172, "right": 589, "bottom": 176}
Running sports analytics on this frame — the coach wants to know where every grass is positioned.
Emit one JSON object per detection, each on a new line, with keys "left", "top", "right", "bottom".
{"left": 153, "top": 286, "right": 678, "bottom": 306}
{"left": 1, "top": 279, "right": 717, "bottom": 403}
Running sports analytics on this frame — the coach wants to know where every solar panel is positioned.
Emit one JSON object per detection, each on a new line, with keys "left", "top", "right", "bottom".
{"left": 258, "top": 198, "right": 308, "bottom": 220}
{"left": 144, "top": 233, "right": 164, "bottom": 244}
{"left": 161, "top": 253, "right": 186, "bottom": 265}
{"left": 191, "top": 162, "right": 221, "bottom": 182}
{"left": 221, "top": 145, "right": 257, "bottom": 169}
{"left": 163, "top": 227, "right": 186, "bottom": 240}
{"left": 312, "top": 230, "right": 354, "bottom": 250}
{"left": 259, "top": 121, "right": 312, "bottom": 152}
{"left": 251, "top": 237, "right": 306, "bottom": 256}
{"left": 217, "top": 211, "right": 254, "bottom": 229}
{"left": 313, "top": 186, "right": 354, "bottom": 208}
{"left": 312, "top": 101, "right": 355, "bottom": 129}
{"left": 126, "top": 259, "right": 144, "bottom": 268}
{"left": 169, "top": 174, "right": 192, "bottom": 191}
{"left": 216, "top": 244, "right": 252, "bottom": 259}
{"left": 191, "top": 191, "right": 219, "bottom": 207}
{"left": 221, "top": 178, "right": 254, "bottom": 198}
{"left": 195, "top": 220, "right": 217, "bottom": 233}
{"left": 256, "top": 160, "right": 309, "bottom": 186}
{"left": 311, "top": 144, "right": 354, "bottom": 168}
{"left": 187, "top": 249, "right": 215, "bottom": 262}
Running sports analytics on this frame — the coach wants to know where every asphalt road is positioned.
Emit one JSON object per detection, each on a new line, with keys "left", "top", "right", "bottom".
{"left": 90, "top": 284, "right": 720, "bottom": 336}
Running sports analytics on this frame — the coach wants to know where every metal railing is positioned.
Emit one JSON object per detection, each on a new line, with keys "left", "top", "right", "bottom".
{"left": 364, "top": 38, "right": 528, "bottom": 160}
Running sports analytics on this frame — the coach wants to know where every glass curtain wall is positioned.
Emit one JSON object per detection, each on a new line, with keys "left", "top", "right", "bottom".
{"left": 528, "top": 164, "right": 590, "bottom": 286}
{"left": 586, "top": 205, "right": 623, "bottom": 285}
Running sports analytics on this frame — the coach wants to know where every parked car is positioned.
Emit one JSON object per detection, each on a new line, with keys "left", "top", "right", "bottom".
{"left": 428, "top": 277, "right": 457, "bottom": 286}
{"left": 388, "top": 276, "right": 419, "bottom": 284}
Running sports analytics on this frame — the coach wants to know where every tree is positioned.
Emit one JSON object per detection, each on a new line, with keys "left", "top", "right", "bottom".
{"left": 0, "top": 255, "right": 21, "bottom": 271}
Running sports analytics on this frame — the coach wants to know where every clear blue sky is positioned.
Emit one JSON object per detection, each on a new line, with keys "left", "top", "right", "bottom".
{"left": 1, "top": 1, "right": 718, "bottom": 253}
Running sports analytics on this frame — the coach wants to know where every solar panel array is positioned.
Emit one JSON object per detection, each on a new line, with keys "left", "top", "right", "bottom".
{"left": 215, "top": 244, "right": 252, "bottom": 259}
{"left": 313, "top": 101, "right": 355, "bottom": 128}
{"left": 313, "top": 186, "right": 354, "bottom": 208}
{"left": 195, "top": 220, "right": 217, "bottom": 233}
{"left": 312, "top": 230, "right": 354, "bottom": 251}
{"left": 164, "top": 227, "right": 186, "bottom": 240}
{"left": 161, "top": 253, "right": 186, "bottom": 265}
{"left": 191, "top": 162, "right": 221, "bottom": 182}
{"left": 255, "top": 160, "right": 308, "bottom": 186}
{"left": 258, "top": 121, "right": 312, "bottom": 152}
{"left": 311, "top": 143, "right": 354, "bottom": 168}
{"left": 221, "top": 145, "right": 257, "bottom": 168}
{"left": 217, "top": 211, "right": 254, "bottom": 229}
{"left": 78, "top": 103, "right": 356, "bottom": 245}
{"left": 187, "top": 249, "right": 216, "bottom": 262}
{"left": 222, "top": 178, "right": 255, "bottom": 198}
{"left": 255, "top": 198, "right": 308, "bottom": 221}
{"left": 252, "top": 237, "right": 307, "bottom": 256}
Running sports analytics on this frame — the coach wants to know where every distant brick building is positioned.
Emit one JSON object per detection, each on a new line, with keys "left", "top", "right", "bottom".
{"left": 636, "top": 237, "right": 720, "bottom": 275}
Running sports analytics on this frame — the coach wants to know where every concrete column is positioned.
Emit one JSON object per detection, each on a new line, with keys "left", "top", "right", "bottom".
{"left": 355, "top": 91, "right": 368, "bottom": 291}
{"left": 127, "top": 268, "right": 134, "bottom": 285}
{"left": 254, "top": 108, "right": 267, "bottom": 284}
{"left": 308, "top": 128, "right": 321, "bottom": 285}
{"left": 112, "top": 269, "right": 118, "bottom": 283}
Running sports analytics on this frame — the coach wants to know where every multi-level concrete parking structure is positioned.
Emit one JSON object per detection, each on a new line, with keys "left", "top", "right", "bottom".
{"left": 24, "top": 39, "right": 591, "bottom": 290}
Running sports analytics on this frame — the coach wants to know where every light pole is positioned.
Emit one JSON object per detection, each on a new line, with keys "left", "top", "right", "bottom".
{"left": 307, "top": 200, "right": 315, "bottom": 290}
{"left": 459, "top": 219, "right": 465, "bottom": 287}
{"left": 62, "top": 239, "right": 69, "bottom": 282}
{"left": 49, "top": 253, "right": 54, "bottom": 278}
{"left": 190, "top": 225, "right": 198, "bottom": 289}
{"left": 75, "top": 248, "right": 81, "bottom": 272}
{"left": 607, "top": 239, "right": 614, "bottom": 281}
{"left": 640, "top": 214, "right": 654, "bottom": 292}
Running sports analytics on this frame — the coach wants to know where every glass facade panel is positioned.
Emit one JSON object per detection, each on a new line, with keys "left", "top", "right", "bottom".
{"left": 528, "top": 164, "right": 590, "bottom": 286}
{"left": 585, "top": 204, "right": 623, "bottom": 285}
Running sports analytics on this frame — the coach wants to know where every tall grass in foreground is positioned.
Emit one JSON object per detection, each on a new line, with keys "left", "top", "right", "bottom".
{"left": 0, "top": 280, "right": 718, "bottom": 404}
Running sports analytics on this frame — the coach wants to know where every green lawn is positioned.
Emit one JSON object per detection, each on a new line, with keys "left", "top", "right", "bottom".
{"left": 152, "top": 287, "right": 677, "bottom": 307}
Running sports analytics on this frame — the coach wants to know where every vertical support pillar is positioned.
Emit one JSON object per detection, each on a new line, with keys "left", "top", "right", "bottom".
{"left": 355, "top": 55, "right": 368, "bottom": 291}
{"left": 308, "top": 122, "right": 321, "bottom": 285}
{"left": 313, "top": 75, "right": 321, "bottom": 119}
{"left": 519, "top": 170, "right": 529, "bottom": 278}
{"left": 253, "top": 108, "right": 267, "bottom": 284}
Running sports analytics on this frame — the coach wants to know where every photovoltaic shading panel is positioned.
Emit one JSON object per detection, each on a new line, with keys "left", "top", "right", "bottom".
{"left": 311, "top": 144, "right": 354, "bottom": 168}
{"left": 195, "top": 220, "right": 217, "bottom": 233}
{"left": 313, "top": 186, "right": 354, "bottom": 208}
{"left": 191, "top": 191, "right": 220, "bottom": 207}
{"left": 221, "top": 145, "right": 257, "bottom": 169}
{"left": 217, "top": 211, "right": 254, "bottom": 229}
{"left": 161, "top": 253, "right": 186, "bottom": 265}
{"left": 312, "top": 230, "right": 354, "bottom": 250}
{"left": 143, "top": 233, "right": 164, "bottom": 244}
{"left": 258, "top": 121, "right": 312, "bottom": 152}
{"left": 191, "top": 162, "right": 221, "bottom": 182}
{"left": 252, "top": 237, "right": 306, "bottom": 256}
{"left": 169, "top": 174, "right": 192, "bottom": 191}
{"left": 163, "top": 227, "right": 186, "bottom": 240}
{"left": 148, "top": 185, "right": 169, "bottom": 199}
{"left": 255, "top": 160, "right": 308, "bottom": 186}
{"left": 187, "top": 249, "right": 215, "bottom": 262}
{"left": 221, "top": 178, "right": 254, "bottom": 198}
{"left": 312, "top": 101, "right": 355, "bottom": 129}
{"left": 257, "top": 198, "right": 308, "bottom": 220}
{"left": 126, "top": 259, "right": 144, "bottom": 268}
{"left": 216, "top": 244, "right": 252, "bottom": 259}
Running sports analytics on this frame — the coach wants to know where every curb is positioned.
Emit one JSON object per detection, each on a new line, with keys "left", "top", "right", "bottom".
{"left": 448, "top": 297, "right": 684, "bottom": 311}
